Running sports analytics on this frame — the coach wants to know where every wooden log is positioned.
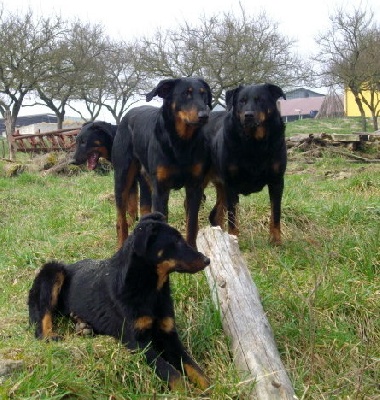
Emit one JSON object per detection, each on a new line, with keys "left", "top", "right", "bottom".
{"left": 197, "top": 227, "right": 297, "bottom": 400}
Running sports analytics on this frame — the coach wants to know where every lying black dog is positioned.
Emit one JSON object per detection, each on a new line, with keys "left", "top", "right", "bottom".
{"left": 28, "top": 212, "right": 210, "bottom": 391}
{"left": 205, "top": 83, "right": 287, "bottom": 245}
{"left": 73, "top": 121, "right": 117, "bottom": 170}
{"left": 112, "top": 77, "right": 212, "bottom": 250}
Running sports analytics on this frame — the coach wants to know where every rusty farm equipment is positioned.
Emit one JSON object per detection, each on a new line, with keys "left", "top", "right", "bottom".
{"left": 11, "top": 128, "right": 80, "bottom": 154}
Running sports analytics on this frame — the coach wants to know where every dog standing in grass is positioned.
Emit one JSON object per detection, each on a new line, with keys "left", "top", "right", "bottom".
{"left": 28, "top": 212, "right": 210, "bottom": 391}
{"left": 112, "top": 77, "right": 212, "bottom": 250}
{"left": 204, "top": 83, "right": 287, "bottom": 245}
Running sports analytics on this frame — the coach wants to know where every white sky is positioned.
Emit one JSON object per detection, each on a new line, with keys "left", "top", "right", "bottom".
{"left": 1, "top": 0, "right": 379, "bottom": 121}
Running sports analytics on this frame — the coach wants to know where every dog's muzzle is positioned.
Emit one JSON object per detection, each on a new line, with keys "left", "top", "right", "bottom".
{"left": 197, "top": 110, "right": 210, "bottom": 125}
{"left": 243, "top": 111, "right": 260, "bottom": 127}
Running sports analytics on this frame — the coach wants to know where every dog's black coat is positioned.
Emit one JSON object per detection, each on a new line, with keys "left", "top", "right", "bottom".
{"left": 204, "top": 83, "right": 287, "bottom": 244}
{"left": 73, "top": 121, "right": 117, "bottom": 170}
{"left": 112, "top": 77, "right": 212, "bottom": 249}
{"left": 28, "top": 212, "right": 210, "bottom": 391}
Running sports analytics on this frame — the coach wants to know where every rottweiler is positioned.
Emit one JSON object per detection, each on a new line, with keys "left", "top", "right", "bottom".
{"left": 204, "top": 83, "right": 287, "bottom": 245}
{"left": 28, "top": 212, "right": 210, "bottom": 391}
{"left": 73, "top": 121, "right": 117, "bottom": 170}
{"left": 112, "top": 77, "right": 212, "bottom": 249}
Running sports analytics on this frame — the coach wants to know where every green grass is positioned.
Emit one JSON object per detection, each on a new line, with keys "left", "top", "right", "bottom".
{"left": 284, "top": 116, "right": 374, "bottom": 136}
{"left": 0, "top": 118, "right": 379, "bottom": 399}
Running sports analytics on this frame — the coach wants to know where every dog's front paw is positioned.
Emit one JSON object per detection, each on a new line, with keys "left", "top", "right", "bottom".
{"left": 70, "top": 312, "right": 94, "bottom": 336}
{"left": 168, "top": 376, "right": 186, "bottom": 392}
{"left": 75, "top": 321, "right": 94, "bottom": 336}
{"left": 49, "top": 334, "right": 63, "bottom": 341}
{"left": 38, "top": 333, "right": 63, "bottom": 342}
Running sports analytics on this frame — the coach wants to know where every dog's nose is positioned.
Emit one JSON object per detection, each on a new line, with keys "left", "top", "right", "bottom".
{"left": 244, "top": 111, "right": 260, "bottom": 127}
{"left": 198, "top": 110, "right": 209, "bottom": 122}
{"left": 203, "top": 256, "right": 210, "bottom": 266}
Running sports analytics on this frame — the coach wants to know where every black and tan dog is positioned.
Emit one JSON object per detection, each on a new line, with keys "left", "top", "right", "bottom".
{"left": 73, "top": 121, "right": 117, "bottom": 170}
{"left": 112, "top": 77, "right": 212, "bottom": 250}
{"left": 28, "top": 212, "right": 210, "bottom": 391}
{"left": 205, "top": 83, "right": 287, "bottom": 245}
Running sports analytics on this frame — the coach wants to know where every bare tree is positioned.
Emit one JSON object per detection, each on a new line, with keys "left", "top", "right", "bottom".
{"left": 316, "top": 6, "right": 379, "bottom": 131}
{"left": 140, "top": 7, "right": 313, "bottom": 107}
{"left": 35, "top": 20, "right": 109, "bottom": 128}
{"left": 78, "top": 39, "right": 152, "bottom": 124}
{"left": 356, "top": 28, "right": 380, "bottom": 130}
{"left": 0, "top": 8, "right": 65, "bottom": 157}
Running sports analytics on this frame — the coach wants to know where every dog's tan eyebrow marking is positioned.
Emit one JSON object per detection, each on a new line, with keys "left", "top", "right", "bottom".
{"left": 94, "top": 140, "right": 101, "bottom": 145}
{"left": 157, "top": 250, "right": 164, "bottom": 258}
{"left": 134, "top": 316, "right": 153, "bottom": 331}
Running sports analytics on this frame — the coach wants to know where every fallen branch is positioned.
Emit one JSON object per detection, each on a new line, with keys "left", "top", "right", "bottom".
{"left": 197, "top": 227, "right": 297, "bottom": 400}
{"left": 327, "top": 148, "right": 380, "bottom": 163}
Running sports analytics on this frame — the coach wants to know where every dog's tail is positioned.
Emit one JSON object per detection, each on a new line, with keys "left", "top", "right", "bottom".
{"left": 28, "top": 262, "right": 67, "bottom": 338}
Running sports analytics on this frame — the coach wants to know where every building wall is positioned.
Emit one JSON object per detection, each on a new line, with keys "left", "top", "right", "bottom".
{"left": 17, "top": 123, "right": 58, "bottom": 135}
{"left": 345, "top": 89, "right": 380, "bottom": 117}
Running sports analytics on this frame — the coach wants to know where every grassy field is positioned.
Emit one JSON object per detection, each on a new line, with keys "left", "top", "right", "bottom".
{"left": 0, "top": 117, "right": 379, "bottom": 399}
{"left": 283, "top": 116, "right": 376, "bottom": 136}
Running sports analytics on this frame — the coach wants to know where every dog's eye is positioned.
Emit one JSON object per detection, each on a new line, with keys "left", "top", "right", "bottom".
{"left": 200, "top": 89, "right": 208, "bottom": 98}
{"left": 239, "top": 98, "right": 247, "bottom": 104}
{"left": 185, "top": 88, "right": 193, "bottom": 98}
{"left": 169, "top": 237, "right": 182, "bottom": 249}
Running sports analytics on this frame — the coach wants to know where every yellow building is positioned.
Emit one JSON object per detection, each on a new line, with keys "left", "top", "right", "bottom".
{"left": 344, "top": 89, "right": 380, "bottom": 117}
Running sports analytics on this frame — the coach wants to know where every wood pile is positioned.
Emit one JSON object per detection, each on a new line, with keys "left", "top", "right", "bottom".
{"left": 286, "top": 132, "right": 380, "bottom": 163}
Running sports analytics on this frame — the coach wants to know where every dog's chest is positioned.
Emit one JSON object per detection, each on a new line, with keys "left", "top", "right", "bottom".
{"left": 224, "top": 159, "right": 269, "bottom": 194}
{"left": 154, "top": 162, "right": 205, "bottom": 189}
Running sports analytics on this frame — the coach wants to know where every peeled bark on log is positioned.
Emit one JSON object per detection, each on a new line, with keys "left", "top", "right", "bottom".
{"left": 197, "top": 227, "right": 297, "bottom": 400}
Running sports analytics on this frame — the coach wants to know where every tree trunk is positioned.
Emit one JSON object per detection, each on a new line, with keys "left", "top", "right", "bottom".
{"left": 352, "top": 90, "right": 367, "bottom": 132}
{"left": 197, "top": 227, "right": 297, "bottom": 400}
{"left": 5, "top": 110, "right": 16, "bottom": 160}
{"left": 371, "top": 113, "right": 378, "bottom": 131}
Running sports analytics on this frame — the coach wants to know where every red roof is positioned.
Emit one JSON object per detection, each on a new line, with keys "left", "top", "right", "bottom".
{"left": 278, "top": 97, "right": 325, "bottom": 117}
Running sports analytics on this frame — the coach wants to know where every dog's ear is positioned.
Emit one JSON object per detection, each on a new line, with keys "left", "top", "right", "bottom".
{"left": 133, "top": 222, "right": 156, "bottom": 257}
{"left": 265, "top": 83, "right": 286, "bottom": 100}
{"left": 134, "top": 212, "right": 166, "bottom": 256}
{"left": 199, "top": 79, "right": 213, "bottom": 109}
{"left": 146, "top": 79, "right": 178, "bottom": 102}
{"left": 140, "top": 212, "right": 166, "bottom": 223}
{"left": 225, "top": 86, "right": 242, "bottom": 111}
{"left": 94, "top": 122, "right": 115, "bottom": 140}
